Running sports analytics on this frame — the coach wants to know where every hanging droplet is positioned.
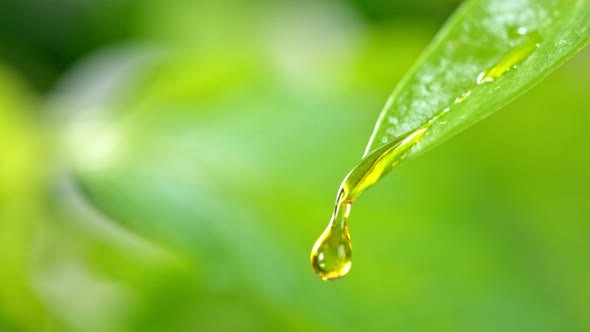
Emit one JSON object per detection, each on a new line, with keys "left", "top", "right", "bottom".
{"left": 310, "top": 202, "right": 352, "bottom": 281}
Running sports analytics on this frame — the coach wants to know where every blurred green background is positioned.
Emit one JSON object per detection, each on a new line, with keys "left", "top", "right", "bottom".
{"left": 1, "top": 0, "right": 589, "bottom": 331}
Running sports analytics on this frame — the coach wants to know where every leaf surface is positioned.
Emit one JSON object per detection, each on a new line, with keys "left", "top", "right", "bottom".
{"left": 365, "top": 0, "right": 590, "bottom": 157}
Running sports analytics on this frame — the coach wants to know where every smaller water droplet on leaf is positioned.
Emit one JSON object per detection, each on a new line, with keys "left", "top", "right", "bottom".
{"left": 477, "top": 30, "right": 542, "bottom": 84}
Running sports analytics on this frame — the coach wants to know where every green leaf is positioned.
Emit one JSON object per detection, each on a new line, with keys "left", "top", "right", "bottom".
{"left": 365, "top": 0, "right": 590, "bottom": 157}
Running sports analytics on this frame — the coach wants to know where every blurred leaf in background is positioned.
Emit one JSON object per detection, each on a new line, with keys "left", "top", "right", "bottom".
{"left": 0, "top": 0, "right": 589, "bottom": 332}
{"left": 0, "top": 62, "right": 50, "bottom": 332}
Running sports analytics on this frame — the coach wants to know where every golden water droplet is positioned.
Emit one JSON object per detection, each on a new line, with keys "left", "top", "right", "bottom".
{"left": 310, "top": 203, "right": 352, "bottom": 281}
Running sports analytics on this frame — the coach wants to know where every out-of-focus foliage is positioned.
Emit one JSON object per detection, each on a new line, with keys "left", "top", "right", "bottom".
{"left": 0, "top": 64, "right": 49, "bottom": 332}
{"left": 0, "top": 0, "right": 589, "bottom": 331}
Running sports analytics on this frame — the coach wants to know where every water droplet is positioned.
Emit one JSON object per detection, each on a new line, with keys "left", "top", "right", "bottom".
{"left": 310, "top": 202, "right": 352, "bottom": 281}
{"left": 477, "top": 30, "right": 542, "bottom": 84}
